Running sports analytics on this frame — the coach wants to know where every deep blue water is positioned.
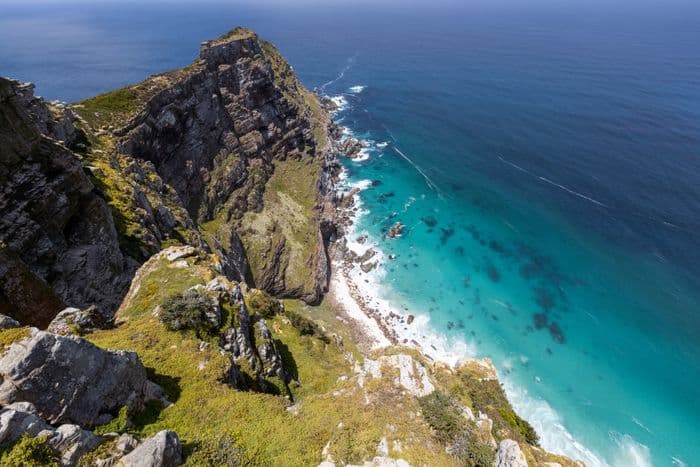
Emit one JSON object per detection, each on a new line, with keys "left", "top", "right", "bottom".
{"left": 2, "top": 1, "right": 699, "bottom": 465}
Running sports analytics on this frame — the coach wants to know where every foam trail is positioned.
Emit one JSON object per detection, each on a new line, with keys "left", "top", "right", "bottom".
{"left": 498, "top": 155, "right": 608, "bottom": 208}
{"left": 319, "top": 54, "right": 357, "bottom": 93}
{"left": 348, "top": 85, "right": 366, "bottom": 93}
{"left": 392, "top": 146, "right": 439, "bottom": 192}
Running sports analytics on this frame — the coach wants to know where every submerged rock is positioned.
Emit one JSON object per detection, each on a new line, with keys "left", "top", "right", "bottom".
{"left": 0, "top": 330, "right": 163, "bottom": 427}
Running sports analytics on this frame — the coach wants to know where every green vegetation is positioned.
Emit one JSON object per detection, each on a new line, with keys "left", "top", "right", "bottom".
{"left": 0, "top": 434, "right": 59, "bottom": 467}
{"left": 77, "top": 87, "right": 141, "bottom": 129}
{"left": 159, "top": 289, "right": 216, "bottom": 333}
{"left": 94, "top": 406, "right": 130, "bottom": 436}
{"left": 438, "top": 363, "right": 539, "bottom": 447}
{"left": 0, "top": 327, "right": 30, "bottom": 353}
{"left": 418, "top": 391, "right": 495, "bottom": 467}
{"left": 246, "top": 289, "right": 282, "bottom": 318}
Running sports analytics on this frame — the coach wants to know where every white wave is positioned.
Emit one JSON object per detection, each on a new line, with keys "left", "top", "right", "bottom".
{"left": 376, "top": 141, "right": 388, "bottom": 149}
{"left": 610, "top": 432, "right": 652, "bottom": 467}
{"left": 348, "top": 85, "right": 366, "bottom": 94}
{"left": 503, "top": 380, "right": 607, "bottom": 466}
{"left": 330, "top": 95, "right": 348, "bottom": 113}
{"left": 672, "top": 456, "right": 687, "bottom": 466}
{"left": 497, "top": 155, "right": 608, "bottom": 208}
{"left": 353, "top": 148, "right": 370, "bottom": 162}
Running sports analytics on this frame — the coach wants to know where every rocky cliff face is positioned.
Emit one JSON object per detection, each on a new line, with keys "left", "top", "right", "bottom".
{"left": 76, "top": 27, "right": 336, "bottom": 306}
{"left": 0, "top": 78, "right": 135, "bottom": 325}
{"left": 0, "top": 28, "right": 336, "bottom": 327}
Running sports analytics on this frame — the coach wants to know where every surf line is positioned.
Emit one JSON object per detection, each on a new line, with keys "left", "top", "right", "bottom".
{"left": 497, "top": 154, "right": 608, "bottom": 208}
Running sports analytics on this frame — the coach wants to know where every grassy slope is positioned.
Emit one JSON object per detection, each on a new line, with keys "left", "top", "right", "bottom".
{"left": 82, "top": 253, "right": 456, "bottom": 466}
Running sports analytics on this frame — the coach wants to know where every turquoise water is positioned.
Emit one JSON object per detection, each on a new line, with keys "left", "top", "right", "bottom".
{"left": 2, "top": 1, "right": 699, "bottom": 464}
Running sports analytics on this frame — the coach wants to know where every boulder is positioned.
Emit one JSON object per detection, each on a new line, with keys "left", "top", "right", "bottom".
{"left": 118, "top": 430, "right": 182, "bottom": 467}
{"left": 0, "top": 405, "right": 52, "bottom": 446}
{"left": 0, "top": 330, "right": 163, "bottom": 427}
{"left": 387, "top": 222, "right": 404, "bottom": 238}
{"left": 0, "top": 314, "right": 20, "bottom": 329}
{"left": 47, "top": 306, "right": 100, "bottom": 335}
{"left": 495, "top": 439, "right": 528, "bottom": 467}
{"left": 47, "top": 423, "right": 103, "bottom": 466}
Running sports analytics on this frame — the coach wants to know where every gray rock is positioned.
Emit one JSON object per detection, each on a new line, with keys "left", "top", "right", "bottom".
{"left": 495, "top": 439, "right": 528, "bottom": 467}
{"left": 115, "top": 433, "right": 139, "bottom": 455}
{"left": 0, "top": 407, "right": 52, "bottom": 446}
{"left": 0, "top": 314, "right": 20, "bottom": 329}
{"left": 118, "top": 430, "right": 182, "bottom": 467}
{"left": 0, "top": 330, "right": 163, "bottom": 427}
{"left": 47, "top": 306, "right": 100, "bottom": 335}
{"left": 0, "top": 78, "right": 135, "bottom": 324}
{"left": 47, "top": 423, "right": 103, "bottom": 466}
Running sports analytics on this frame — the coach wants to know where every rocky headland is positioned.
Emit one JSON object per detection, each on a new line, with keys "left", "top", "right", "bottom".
{"left": 0, "top": 28, "right": 580, "bottom": 466}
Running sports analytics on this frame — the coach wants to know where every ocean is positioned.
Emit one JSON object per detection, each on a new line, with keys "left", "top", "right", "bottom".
{"left": 2, "top": 1, "right": 699, "bottom": 465}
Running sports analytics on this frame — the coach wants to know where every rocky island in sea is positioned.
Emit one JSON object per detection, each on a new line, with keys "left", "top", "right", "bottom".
{"left": 0, "top": 28, "right": 581, "bottom": 466}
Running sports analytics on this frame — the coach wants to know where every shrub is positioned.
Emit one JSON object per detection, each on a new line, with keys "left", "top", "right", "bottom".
{"left": 419, "top": 391, "right": 495, "bottom": 467}
{"left": 246, "top": 290, "right": 282, "bottom": 318}
{"left": 159, "top": 289, "right": 214, "bottom": 333}
{"left": 0, "top": 434, "right": 59, "bottom": 466}
{"left": 188, "top": 431, "right": 256, "bottom": 466}
{"left": 283, "top": 309, "right": 329, "bottom": 343}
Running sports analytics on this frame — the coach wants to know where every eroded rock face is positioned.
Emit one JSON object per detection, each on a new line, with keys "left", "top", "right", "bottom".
{"left": 0, "top": 330, "right": 163, "bottom": 427}
{"left": 118, "top": 430, "right": 182, "bottom": 467}
{"left": 112, "top": 29, "right": 335, "bottom": 303}
{"left": 0, "top": 78, "right": 135, "bottom": 324}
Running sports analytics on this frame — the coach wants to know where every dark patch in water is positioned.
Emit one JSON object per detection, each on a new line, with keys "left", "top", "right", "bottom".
{"left": 485, "top": 262, "right": 501, "bottom": 282}
{"left": 440, "top": 227, "right": 455, "bottom": 245}
{"left": 489, "top": 240, "right": 506, "bottom": 254}
{"left": 492, "top": 314, "right": 499, "bottom": 321}
{"left": 533, "top": 312, "right": 548, "bottom": 329}
{"left": 377, "top": 192, "right": 395, "bottom": 203}
{"left": 546, "top": 347, "right": 553, "bottom": 355}
{"left": 455, "top": 246, "right": 465, "bottom": 256}
{"left": 535, "top": 287, "right": 555, "bottom": 312}
{"left": 421, "top": 216, "right": 438, "bottom": 227}
{"left": 463, "top": 276, "right": 471, "bottom": 288}
{"left": 548, "top": 322, "right": 565, "bottom": 344}
{"left": 519, "top": 262, "right": 542, "bottom": 279}
{"left": 371, "top": 180, "right": 382, "bottom": 187}
{"left": 465, "top": 225, "right": 482, "bottom": 242}
{"left": 447, "top": 321, "right": 455, "bottom": 330}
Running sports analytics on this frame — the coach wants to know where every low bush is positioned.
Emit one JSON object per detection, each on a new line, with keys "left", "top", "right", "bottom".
{"left": 0, "top": 434, "right": 59, "bottom": 466}
{"left": 246, "top": 290, "right": 282, "bottom": 318}
{"left": 419, "top": 390, "right": 495, "bottom": 467}
{"left": 159, "top": 289, "right": 214, "bottom": 334}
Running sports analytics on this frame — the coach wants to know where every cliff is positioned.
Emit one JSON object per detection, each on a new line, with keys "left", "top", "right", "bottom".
{"left": 0, "top": 28, "right": 580, "bottom": 467}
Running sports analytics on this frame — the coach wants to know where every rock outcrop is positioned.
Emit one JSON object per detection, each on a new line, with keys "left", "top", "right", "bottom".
{"left": 495, "top": 439, "right": 528, "bottom": 467}
{"left": 75, "top": 27, "right": 337, "bottom": 305}
{"left": 0, "top": 78, "right": 135, "bottom": 325}
{"left": 118, "top": 430, "right": 182, "bottom": 467}
{"left": 0, "top": 330, "right": 163, "bottom": 427}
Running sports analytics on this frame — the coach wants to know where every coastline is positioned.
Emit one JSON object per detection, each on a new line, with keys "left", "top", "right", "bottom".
{"left": 321, "top": 114, "right": 597, "bottom": 467}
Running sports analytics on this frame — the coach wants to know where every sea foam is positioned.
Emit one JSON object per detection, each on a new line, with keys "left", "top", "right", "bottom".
{"left": 348, "top": 85, "right": 366, "bottom": 93}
